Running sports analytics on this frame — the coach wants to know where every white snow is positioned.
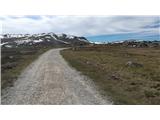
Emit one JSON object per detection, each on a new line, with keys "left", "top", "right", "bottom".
{"left": 94, "top": 42, "right": 103, "bottom": 44}
{"left": 15, "top": 39, "right": 44, "bottom": 45}
{"left": 54, "top": 39, "right": 69, "bottom": 44}
{"left": 1, "top": 34, "right": 30, "bottom": 38}
{"left": 56, "top": 34, "right": 64, "bottom": 37}
{"left": 29, "top": 43, "right": 33, "bottom": 45}
{"left": 45, "top": 36, "right": 51, "bottom": 39}
{"left": 1, "top": 33, "right": 89, "bottom": 46}
{"left": 66, "top": 35, "right": 75, "bottom": 39}
{"left": 113, "top": 41, "right": 124, "bottom": 43}
{"left": 15, "top": 39, "right": 32, "bottom": 45}
{"left": 50, "top": 34, "right": 57, "bottom": 40}
{"left": 5, "top": 45, "right": 12, "bottom": 48}
{"left": 34, "top": 39, "right": 43, "bottom": 43}
{"left": 0, "top": 35, "right": 3, "bottom": 39}
{"left": 78, "top": 38, "right": 88, "bottom": 42}
{"left": 0, "top": 42, "right": 8, "bottom": 46}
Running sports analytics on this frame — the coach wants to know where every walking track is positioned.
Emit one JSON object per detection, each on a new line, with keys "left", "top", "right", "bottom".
{"left": 1, "top": 48, "right": 111, "bottom": 105}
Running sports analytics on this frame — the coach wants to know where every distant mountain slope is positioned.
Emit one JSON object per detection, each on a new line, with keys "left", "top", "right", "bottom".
{"left": 0, "top": 33, "right": 90, "bottom": 48}
{"left": 111, "top": 39, "right": 160, "bottom": 48}
{"left": 91, "top": 39, "right": 160, "bottom": 48}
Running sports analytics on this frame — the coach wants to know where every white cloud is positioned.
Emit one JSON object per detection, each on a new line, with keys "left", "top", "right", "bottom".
{"left": 0, "top": 15, "right": 159, "bottom": 36}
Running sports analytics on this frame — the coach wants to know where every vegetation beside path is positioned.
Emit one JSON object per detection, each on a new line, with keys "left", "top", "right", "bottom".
{"left": 1, "top": 46, "right": 54, "bottom": 91}
{"left": 61, "top": 46, "right": 160, "bottom": 104}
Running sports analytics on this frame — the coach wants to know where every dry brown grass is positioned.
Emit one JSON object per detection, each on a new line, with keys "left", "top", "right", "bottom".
{"left": 61, "top": 46, "right": 160, "bottom": 104}
{"left": 1, "top": 46, "right": 53, "bottom": 91}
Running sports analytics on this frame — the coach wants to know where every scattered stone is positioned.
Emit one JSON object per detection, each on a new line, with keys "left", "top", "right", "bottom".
{"left": 126, "top": 61, "right": 143, "bottom": 67}
{"left": 9, "top": 56, "right": 13, "bottom": 59}
{"left": 86, "top": 61, "right": 90, "bottom": 65}
{"left": 111, "top": 73, "right": 120, "bottom": 80}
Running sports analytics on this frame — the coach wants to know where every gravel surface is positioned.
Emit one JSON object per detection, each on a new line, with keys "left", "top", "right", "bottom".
{"left": 1, "top": 48, "right": 111, "bottom": 105}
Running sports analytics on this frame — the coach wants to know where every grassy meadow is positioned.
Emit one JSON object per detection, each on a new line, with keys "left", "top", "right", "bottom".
{"left": 1, "top": 46, "right": 54, "bottom": 92}
{"left": 61, "top": 46, "right": 160, "bottom": 104}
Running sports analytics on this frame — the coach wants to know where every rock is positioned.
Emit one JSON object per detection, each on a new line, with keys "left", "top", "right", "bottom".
{"left": 126, "top": 61, "right": 143, "bottom": 67}
{"left": 111, "top": 73, "right": 120, "bottom": 80}
{"left": 86, "top": 61, "right": 92, "bottom": 66}
{"left": 9, "top": 56, "right": 13, "bottom": 59}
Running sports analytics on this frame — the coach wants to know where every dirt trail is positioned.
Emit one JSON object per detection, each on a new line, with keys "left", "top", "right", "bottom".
{"left": 1, "top": 48, "right": 111, "bottom": 105}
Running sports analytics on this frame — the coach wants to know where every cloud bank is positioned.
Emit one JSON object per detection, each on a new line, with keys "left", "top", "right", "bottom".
{"left": 0, "top": 15, "right": 159, "bottom": 38}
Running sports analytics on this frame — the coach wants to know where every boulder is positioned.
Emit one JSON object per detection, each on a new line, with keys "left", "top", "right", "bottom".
{"left": 126, "top": 61, "right": 143, "bottom": 67}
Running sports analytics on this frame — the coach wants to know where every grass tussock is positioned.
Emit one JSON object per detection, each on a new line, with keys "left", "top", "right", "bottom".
{"left": 61, "top": 46, "right": 160, "bottom": 104}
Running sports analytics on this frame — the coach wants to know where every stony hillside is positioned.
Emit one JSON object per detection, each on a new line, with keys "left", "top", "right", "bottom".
{"left": 0, "top": 33, "right": 90, "bottom": 48}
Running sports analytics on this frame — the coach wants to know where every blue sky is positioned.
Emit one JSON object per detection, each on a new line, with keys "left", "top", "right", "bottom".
{"left": 87, "top": 33, "right": 159, "bottom": 43}
{"left": 0, "top": 15, "right": 159, "bottom": 42}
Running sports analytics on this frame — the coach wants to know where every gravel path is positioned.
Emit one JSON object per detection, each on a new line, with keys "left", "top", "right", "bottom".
{"left": 1, "top": 48, "right": 111, "bottom": 105}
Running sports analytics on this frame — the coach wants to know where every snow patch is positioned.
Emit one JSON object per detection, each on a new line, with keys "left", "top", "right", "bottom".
{"left": 50, "top": 34, "right": 57, "bottom": 40}
{"left": 54, "top": 39, "right": 69, "bottom": 44}
{"left": 78, "top": 38, "right": 88, "bottom": 42}
{"left": 94, "top": 42, "right": 103, "bottom": 44}
{"left": 45, "top": 36, "right": 51, "bottom": 39}
{"left": 15, "top": 39, "right": 32, "bottom": 45}
{"left": 0, "top": 35, "right": 3, "bottom": 39}
{"left": 56, "top": 34, "right": 64, "bottom": 37}
{"left": 5, "top": 45, "right": 12, "bottom": 48}
{"left": 112, "top": 41, "right": 124, "bottom": 43}
{"left": 66, "top": 35, "right": 75, "bottom": 39}
{"left": 0, "top": 42, "right": 8, "bottom": 46}
{"left": 34, "top": 39, "right": 43, "bottom": 43}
